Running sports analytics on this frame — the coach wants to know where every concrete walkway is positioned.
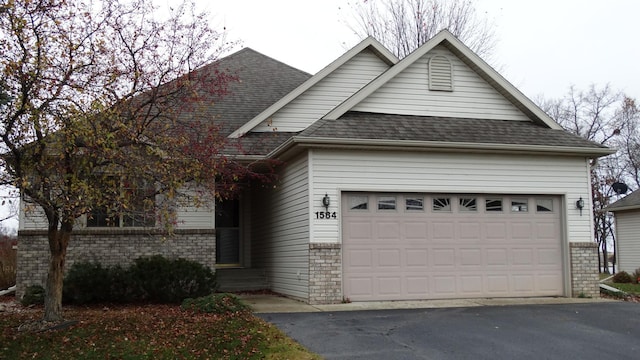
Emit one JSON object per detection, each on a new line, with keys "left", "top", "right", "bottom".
{"left": 238, "top": 294, "right": 614, "bottom": 313}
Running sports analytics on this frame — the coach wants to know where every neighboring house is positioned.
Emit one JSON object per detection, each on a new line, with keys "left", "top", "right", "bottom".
{"left": 17, "top": 30, "right": 613, "bottom": 303}
{"left": 606, "top": 189, "right": 640, "bottom": 274}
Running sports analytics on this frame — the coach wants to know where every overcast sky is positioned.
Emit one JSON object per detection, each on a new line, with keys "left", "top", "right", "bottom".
{"left": 202, "top": 0, "right": 640, "bottom": 100}
{"left": 4, "top": 1, "right": 638, "bottom": 231}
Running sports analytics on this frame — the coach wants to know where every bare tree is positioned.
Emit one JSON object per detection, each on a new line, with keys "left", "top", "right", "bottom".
{"left": 347, "top": 0, "right": 497, "bottom": 59}
{"left": 539, "top": 84, "right": 640, "bottom": 273}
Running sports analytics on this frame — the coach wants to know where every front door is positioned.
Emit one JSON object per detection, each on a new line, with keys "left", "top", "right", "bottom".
{"left": 215, "top": 198, "right": 240, "bottom": 266}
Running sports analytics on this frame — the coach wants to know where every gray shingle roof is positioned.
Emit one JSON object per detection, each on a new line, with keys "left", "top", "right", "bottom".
{"left": 607, "top": 189, "right": 640, "bottom": 211}
{"left": 299, "top": 112, "right": 609, "bottom": 151}
{"left": 196, "top": 48, "right": 311, "bottom": 136}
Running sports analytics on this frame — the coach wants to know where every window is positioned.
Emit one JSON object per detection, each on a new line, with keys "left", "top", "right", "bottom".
{"left": 432, "top": 197, "right": 451, "bottom": 211}
{"left": 511, "top": 199, "right": 528, "bottom": 212}
{"left": 459, "top": 198, "right": 477, "bottom": 212}
{"left": 485, "top": 198, "right": 503, "bottom": 212}
{"left": 87, "top": 177, "right": 156, "bottom": 228}
{"left": 349, "top": 196, "right": 368, "bottom": 210}
{"left": 536, "top": 198, "right": 553, "bottom": 212}
{"left": 406, "top": 197, "right": 424, "bottom": 211}
{"left": 378, "top": 196, "right": 396, "bottom": 210}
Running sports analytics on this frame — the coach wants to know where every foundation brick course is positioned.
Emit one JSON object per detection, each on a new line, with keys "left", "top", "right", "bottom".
{"left": 16, "top": 229, "right": 215, "bottom": 300}
{"left": 570, "top": 242, "right": 600, "bottom": 298}
{"left": 309, "top": 243, "right": 342, "bottom": 304}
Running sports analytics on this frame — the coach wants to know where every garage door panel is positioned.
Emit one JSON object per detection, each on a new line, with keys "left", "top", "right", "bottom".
{"left": 459, "top": 249, "right": 482, "bottom": 266}
{"left": 406, "top": 277, "right": 429, "bottom": 294}
{"left": 343, "top": 193, "right": 564, "bottom": 301}
{"left": 433, "top": 249, "right": 456, "bottom": 267}
{"left": 460, "top": 276, "right": 483, "bottom": 294}
{"left": 433, "top": 276, "right": 457, "bottom": 295}
{"left": 406, "top": 249, "right": 429, "bottom": 267}
{"left": 378, "top": 249, "right": 401, "bottom": 267}
{"left": 432, "top": 222, "right": 455, "bottom": 240}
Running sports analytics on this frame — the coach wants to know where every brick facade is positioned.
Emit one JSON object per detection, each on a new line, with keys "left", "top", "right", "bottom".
{"left": 569, "top": 242, "right": 600, "bottom": 298}
{"left": 16, "top": 229, "right": 215, "bottom": 299}
{"left": 308, "top": 243, "right": 342, "bottom": 304}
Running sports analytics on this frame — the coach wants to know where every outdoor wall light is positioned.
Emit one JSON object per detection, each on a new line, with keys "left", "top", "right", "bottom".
{"left": 576, "top": 197, "right": 584, "bottom": 216}
{"left": 322, "top": 193, "right": 330, "bottom": 211}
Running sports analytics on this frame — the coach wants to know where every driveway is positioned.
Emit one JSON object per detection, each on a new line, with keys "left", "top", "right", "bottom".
{"left": 259, "top": 302, "right": 640, "bottom": 360}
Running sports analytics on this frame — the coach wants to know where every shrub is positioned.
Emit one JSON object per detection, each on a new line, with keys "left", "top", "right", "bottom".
{"left": 612, "top": 271, "right": 633, "bottom": 283}
{"left": 182, "top": 293, "right": 248, "bottom": 314}
{"left": 0, "top": 239, "right": 17, "bottom": 290}
{"left": 130, "top": 255, "right": 217, "bottom": 304}
{"left": 632, "top": 268, "right": 640, "bottom": 284}
{"left": 63, "top": 256, "right": 217, "bottom": 304}
{"left": 21, "top": 285, "right": 45, "bottom": 306}
{"left": 63, "top": 262, "right": 112, "bottom": 304}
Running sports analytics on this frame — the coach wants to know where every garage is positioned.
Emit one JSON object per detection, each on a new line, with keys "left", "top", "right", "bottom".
{"left": 342, "top": 193, "right": 564, "bottom": 301}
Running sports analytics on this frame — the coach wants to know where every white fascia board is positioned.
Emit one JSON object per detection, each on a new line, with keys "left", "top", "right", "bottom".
{"left": 606, "top": 205, "right": 640, "bottom": 212}
{"left": 228, "top": 37, "right": 398, "bottom": 139}
{"left": 267, "top": 136, "right": 616, "bottom": 159}
{"left": 324, "top": 30, "right": 562, "bottom": 130}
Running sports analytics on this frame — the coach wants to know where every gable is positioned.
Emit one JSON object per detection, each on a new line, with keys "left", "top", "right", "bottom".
{"left": 251, "top": 48, "right": 392, "bottom": 133}
{"left": 351, "top": 45, "right": 529, "bottom": 121}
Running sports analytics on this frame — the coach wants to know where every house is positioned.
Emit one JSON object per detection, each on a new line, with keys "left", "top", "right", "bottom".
{"left": 606, "top": 189, "right": 640, "bottom": 274}
{"left": 17, "top": 30, "right": 613, "bottom": 303}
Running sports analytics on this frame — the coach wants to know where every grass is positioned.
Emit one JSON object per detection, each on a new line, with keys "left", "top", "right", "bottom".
{"left": 0, "top": 301, "right": 321, "bottom": 360}
{"left": 606, "top": 282, "right": 640, "bottom": 295}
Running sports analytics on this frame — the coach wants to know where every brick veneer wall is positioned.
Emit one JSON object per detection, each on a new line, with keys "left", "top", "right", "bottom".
{"left": 15, "top": 229, "right": 215, "bottom": 299}
{"left": 309, "top": 243, "right": 342, "bottom": 304}
{"left": 570, "top": 242, "right": 600, "bottom": 298}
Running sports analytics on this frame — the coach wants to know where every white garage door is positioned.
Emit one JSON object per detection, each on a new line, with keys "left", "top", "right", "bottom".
{"left": 342, "top": 193, "right": 564, "bottom": 301}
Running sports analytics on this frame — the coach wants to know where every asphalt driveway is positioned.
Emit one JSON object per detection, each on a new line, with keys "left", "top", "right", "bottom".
{"left": 259, "top": 302, "right": 640, "bottom": 360}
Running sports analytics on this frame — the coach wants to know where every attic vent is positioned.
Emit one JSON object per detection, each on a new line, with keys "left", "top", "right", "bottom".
{"left": 428, "top": 55, "right": 454, "bottom": 91}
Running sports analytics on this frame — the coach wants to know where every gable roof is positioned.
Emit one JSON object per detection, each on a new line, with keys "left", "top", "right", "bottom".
{"left": 323, "top": 30, "right": 562, "bottom": 130}
{"left": 227, "top": 37, "right": 398, "bottom": 138}
{"left": 607, "top": 189, "right": 640, "bottom": 212}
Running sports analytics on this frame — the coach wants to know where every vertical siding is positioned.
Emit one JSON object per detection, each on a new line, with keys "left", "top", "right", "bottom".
{"left": 253, "top": 49, "right": 391, "bottom": 132}
{"left": 615, "top": 210, "right": 640, "bottom": 273}
{"left": 352, "top": 45, "right": 530, "bottom": 121}
{"left": 309, "top": 149, "right": 592, "bottom": 245}
{"left": 250, "top": 153, "right": 310, "bottom": 299}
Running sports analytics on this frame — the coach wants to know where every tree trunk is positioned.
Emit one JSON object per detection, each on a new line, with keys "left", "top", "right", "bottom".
{"left": 44, "top": 223, "right": 72, "bottom": 322}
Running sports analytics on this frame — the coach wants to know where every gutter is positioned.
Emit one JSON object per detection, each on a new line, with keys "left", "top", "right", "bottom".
{"left": 267, "top": 136, "right": 616, "bottom": 159}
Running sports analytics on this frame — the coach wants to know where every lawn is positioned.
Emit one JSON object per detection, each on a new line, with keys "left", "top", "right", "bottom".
{"left": 606, "top": 282, "right": 640, "bottom": 295}
{"left": 0, "top": 299, "right": 321, "bottom": 360}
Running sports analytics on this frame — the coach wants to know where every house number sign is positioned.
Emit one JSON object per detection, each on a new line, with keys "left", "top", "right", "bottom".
{"left": 315, "top": 211, "right": 337, "bottom": 219}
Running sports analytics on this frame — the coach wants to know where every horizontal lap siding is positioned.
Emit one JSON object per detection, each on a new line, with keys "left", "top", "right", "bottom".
{"left": 352, "top": 45, "right": 529, "bottom": 121}
{"left": 250, "top": 154, "right": 310, "bottom": 299}
{"left": 310, "top": 150, "right": 591, "bottom": 244}
{"left": 253, "top": 49, "right": 390, "bottom": 132}
{"left": 616, "top": 211, "right": 640, "bottom": 273}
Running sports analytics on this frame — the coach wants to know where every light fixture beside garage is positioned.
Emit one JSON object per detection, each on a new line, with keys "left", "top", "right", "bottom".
{"left": 322, "top": 193, "right": 330, "bottom": 211}
{"left": 576, "top": 197, "right": 585, "bottom": 215}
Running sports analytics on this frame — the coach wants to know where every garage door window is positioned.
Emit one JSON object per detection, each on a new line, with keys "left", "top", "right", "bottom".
{"left": 459, "top": 198, "right": 477, "bottom": 212}
{"left": 349, "top": 196, "right": 368, "bottom": 210}
{"left": 406, "top": 197, "right": 424, "bottom": 211}
{"left": 511, "top": 199, "right": 529, "bottom": 212}
{"left": 536, "top": 198, "right": 553, "bottom": 212}
{"left": 378, "top": 196, "right": 397, "bottom": 210}
{"left": 486, "top": 198, "right": 503, "bottom": 212}
{"left": 433, "top": 197, "right": 451, "bottom": 211}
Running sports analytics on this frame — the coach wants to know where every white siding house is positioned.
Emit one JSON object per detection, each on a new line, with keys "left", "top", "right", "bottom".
{"left": 607, "top": 189, "right": 640, "bottom": 274}
{"left": 17, "top": 30, "right": 613, "bottom": 303}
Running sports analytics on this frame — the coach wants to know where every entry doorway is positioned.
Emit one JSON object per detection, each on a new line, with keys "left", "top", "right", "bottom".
{"left": 215, "top": 198, "right": 240, "bottom": 266}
